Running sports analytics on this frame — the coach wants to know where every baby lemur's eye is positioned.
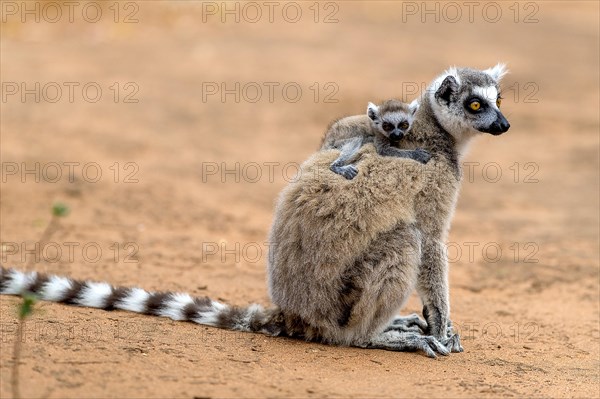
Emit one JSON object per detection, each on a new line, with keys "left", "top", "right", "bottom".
{"left": 382, "top": 122, "right": 394, "bottom": 132}
{"left": 469, "top": 101, "right": 481, "bottom": 111}
{"left": 399, "top": 121, "right": 410, "bottom": 130}
{"left": 496, "top": 98, "right": 502, "bottom": 108}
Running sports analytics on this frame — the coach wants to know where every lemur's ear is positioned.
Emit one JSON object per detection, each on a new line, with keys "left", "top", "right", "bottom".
{"left": 435, "top": 75, "right": 459, "bottom": 104}
{"left": 409, "top": 99, "right": 419, "bottom": 115}
{"left": 367, "top": 102, "right": 379, "bottom": 121}
{"left": 484, "top": 63, "right": 508, "bottom": 82}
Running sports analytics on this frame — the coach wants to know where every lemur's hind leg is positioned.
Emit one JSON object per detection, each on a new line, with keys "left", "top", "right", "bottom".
{"left": 385, "top": 313, "right": 428, "bottom": 333}
{"left": 330, "top": 137, "right": 363, "bottom": 180}
{"left": 363, "top": 330, "right": 449, "bottom": 358}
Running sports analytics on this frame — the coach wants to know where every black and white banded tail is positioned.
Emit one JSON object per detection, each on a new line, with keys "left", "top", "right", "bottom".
{"left": 0, "top": 266, "right": 283, "bottom": 336}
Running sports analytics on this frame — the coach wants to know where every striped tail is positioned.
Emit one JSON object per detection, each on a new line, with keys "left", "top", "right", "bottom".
{"left": 0, "top": 266, "right": 284, "bottom": 336}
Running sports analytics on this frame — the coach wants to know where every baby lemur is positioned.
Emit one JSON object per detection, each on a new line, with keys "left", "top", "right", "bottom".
{"left": 324, "top": 99, "right": 431, "bottom": 179}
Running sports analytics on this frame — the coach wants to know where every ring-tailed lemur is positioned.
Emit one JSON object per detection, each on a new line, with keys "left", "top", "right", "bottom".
{"left": 1, "top": 65, "right": 510, "bottom": 359}
{"left": 268, "top": 64, "right": 510, "bottom": 357}
{"left": 324, "top": 99, "right": 431, "bottom": 180}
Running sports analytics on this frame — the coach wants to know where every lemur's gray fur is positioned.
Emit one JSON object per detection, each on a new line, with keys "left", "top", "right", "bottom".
{"left": 268, "top": 64, "right": 510, "bottom": 356}
{"left": 324, "top": 99, "right": 430, "bottom": 179}
{"left": 0, "top": 65, "right": 510, "bottom": 359}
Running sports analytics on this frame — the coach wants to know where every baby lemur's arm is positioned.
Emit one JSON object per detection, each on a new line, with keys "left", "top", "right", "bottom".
{"left": 329, "top": 137, "right": 364, "bottom": 180}
{"left": 374, "top": 135, "right": 432, "bottom": 164}
{"left": 378, "top": 147, "right": 433, "bottom": 163}
{"left": 330, "top": 135, "right": 431, "bottom": 180}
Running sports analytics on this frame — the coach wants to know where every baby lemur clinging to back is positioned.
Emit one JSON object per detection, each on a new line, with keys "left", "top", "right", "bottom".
{"left": 323, "top": 99, "right": 431, "bottom": 179}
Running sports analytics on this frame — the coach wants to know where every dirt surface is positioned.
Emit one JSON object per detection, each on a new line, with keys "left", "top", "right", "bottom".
{"left": 1, "top": 2, "right": 599, "bottom": 398}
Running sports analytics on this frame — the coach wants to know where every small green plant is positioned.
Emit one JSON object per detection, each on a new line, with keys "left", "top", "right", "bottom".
{"left": 51, "top": 202, "right": 70, "bottom": 218}
{"left": 14, "top": 202, "right": 68, "bottom": 397}
{"left": 26, "top": 202, "right": 70, "bottom": 270}
{"left": 18, "top": 293, "right": 36, "bottom": 319}
{"left": 12, "top": 293, "right": 36, "bottom": 399}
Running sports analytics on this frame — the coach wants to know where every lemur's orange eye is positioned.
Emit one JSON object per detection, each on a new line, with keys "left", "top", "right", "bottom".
{"left": 496, "top": 98, "right": 502, "bottom": 107}
{"left": 399, "top": 121, "right": 409, "bottom": 130}
{"left": 469, "top": 101, "right": 481, "bottom": 111}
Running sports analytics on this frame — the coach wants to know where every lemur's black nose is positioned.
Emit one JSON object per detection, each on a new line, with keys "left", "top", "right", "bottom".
{"left": 390, "top": 132, "right": 404, "bottom": 141}
{"left": 495, "top": 113, "right": 510, "bottom": 134}
{"left": 499, "top": 120, "right": 510, "bottom": 133}
{"left": 488, "top": 112, "right": 510, "bottom": 135}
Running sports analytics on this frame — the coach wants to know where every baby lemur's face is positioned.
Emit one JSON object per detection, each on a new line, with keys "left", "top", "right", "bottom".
{"left": 367, "top": 99, "right": 418, "bottom": 142}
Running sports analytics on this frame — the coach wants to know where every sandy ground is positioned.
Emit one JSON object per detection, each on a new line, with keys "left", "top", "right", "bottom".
{"left": 0, "top": 2, "right": 599, "bottom": 398}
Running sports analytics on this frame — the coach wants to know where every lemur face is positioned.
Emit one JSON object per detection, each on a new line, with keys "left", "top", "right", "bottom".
{"left": 376, "top": 111, "right": 412, "bottom": 142}
{"left": 367, "top": 100, "right": 418, "bottom": 142}
{"left": 432, "top": 64, "right": 510, "bottom": 136}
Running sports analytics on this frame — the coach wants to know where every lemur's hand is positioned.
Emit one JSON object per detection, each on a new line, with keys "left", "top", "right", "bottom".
{"left": 443, "top": 320, "right": 464, "bottom": 352}
{"left": 423, "top": 306, "right": 463, "bottom": 353}
{"left": 442, "top": 333, "right": 463, "bottom": 353}
{"left": 412, "top": 148, "right": 432, "bottom": 164}
{"left": 333, "top": 164, "right": 358, "bottom": 180}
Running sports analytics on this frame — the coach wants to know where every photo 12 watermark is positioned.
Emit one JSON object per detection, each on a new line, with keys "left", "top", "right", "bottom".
{"left": 0, "top": 1, "right": 140, "bottom": 24}
{"left": 198, "top": 161, "right": 540, "bottom": 185}
{"left": 1, "top": 319, "right": 250, "bottom": 346}
{"left": 196, "top": 240, "right": 540, "bottom": 265}
{"left": 1, "top": 241, "right": 140, "bottom": 265}
{"left": 200, "top": 81, "right": 339, "bottom": 104}
{"left": 399, "top": 1, "right": 540, "bottom": 24}
{"left": 1, "top": 82, "right": 140, "bottom": 104}
{"left": 402, "top": 81, "right": 540, "bottom": 104}
{"left": 1, "top": 162, "right": 140, "bottom": 184}
{"left": 199, "top": 1, "right": 340, "bottom": 24}
{"left": 453, "top": 321, "right": 540, "bottom": 344}
{"left": 463, "top": 161, "right": 540, "bottom": 184}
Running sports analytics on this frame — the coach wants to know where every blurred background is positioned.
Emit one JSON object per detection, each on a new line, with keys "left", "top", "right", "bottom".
{"left": 1, "top": 1, "right": 598, "bottom": 398}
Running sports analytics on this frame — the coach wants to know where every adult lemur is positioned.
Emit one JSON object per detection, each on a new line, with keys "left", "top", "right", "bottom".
{"left": 325, "top": 99, "right": 430, "bottom": 179}
{"left": 1, "top": 65, "right": 509, "bottom": 358}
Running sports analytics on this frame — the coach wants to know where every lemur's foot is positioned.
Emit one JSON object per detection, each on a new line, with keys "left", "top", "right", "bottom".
{"left": 367, "top": 331, "right": 449, "bottom": 358}
{"left": 410, "top": 334, "right": 450, "bottom": 358}
{"left": 442, "top": 333, "right": 463, "bottom": 353}
{"left": 412, "top": 148, "right": 432, "bottom": 164}
{"left": 442, "top": 320, "right": 463, "bottom": 352}
{"left": 331, "top": 164, "right": 358, "bottom": 180}
{"left": 386, "top": 313, "right": 428, "bottom": 333}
